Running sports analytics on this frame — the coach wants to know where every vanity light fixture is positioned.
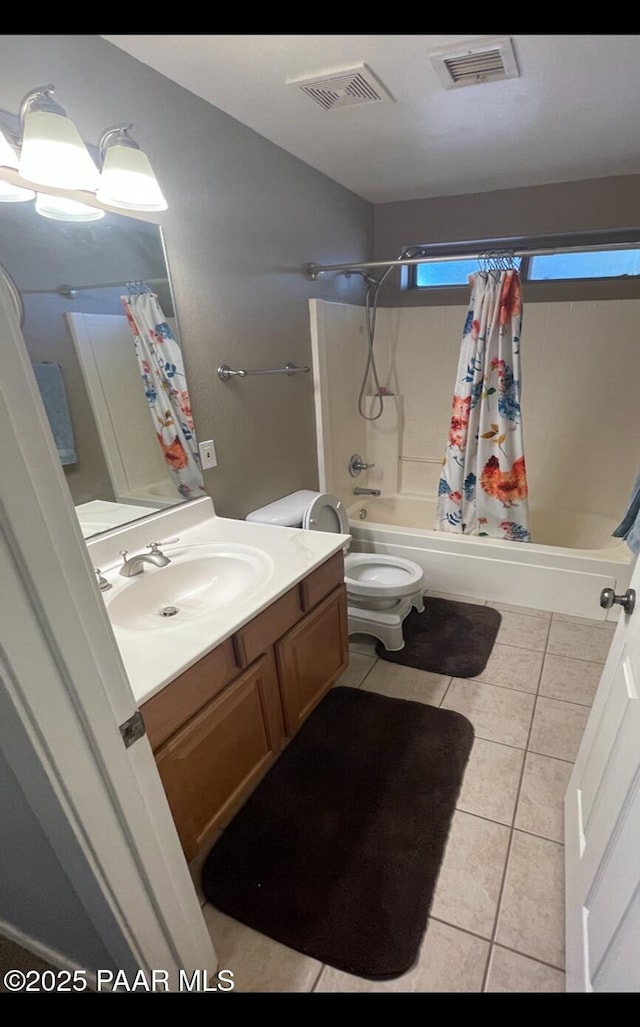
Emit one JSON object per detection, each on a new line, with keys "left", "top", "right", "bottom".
{"left": 96, "top": 125, "right": 167, "bottom": 212}
{"left": 18, "top": 85, "right": 100, "bottom": 193}
{"left": 0, "top": 127, "right": 35, "bottom": 202}
{"left": 0, "top": 86, "right": 168, "bottom": 218}
{"left": 35, "top": 192, "right": 105, "bottom": 222}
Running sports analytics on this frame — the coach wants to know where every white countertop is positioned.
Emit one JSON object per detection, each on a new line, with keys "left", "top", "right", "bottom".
{"left": 87, "top": 499, "right": 350, "bottom": 707}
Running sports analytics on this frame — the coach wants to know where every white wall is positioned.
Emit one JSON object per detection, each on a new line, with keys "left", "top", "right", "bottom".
{"left": 313, "top": 298, "right": 640, "bottom": 522}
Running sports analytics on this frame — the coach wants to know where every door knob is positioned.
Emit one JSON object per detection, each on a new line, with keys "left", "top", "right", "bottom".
{"left": 600, "top": 587, "right": 636, "bottom": 615}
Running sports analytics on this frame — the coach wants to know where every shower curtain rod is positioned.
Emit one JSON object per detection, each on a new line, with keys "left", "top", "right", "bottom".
{"left": 304, "top": 238, "right": 639, "bottom": 280}
{"left": 19, "top": 277, "right": 169, "bottom": 296}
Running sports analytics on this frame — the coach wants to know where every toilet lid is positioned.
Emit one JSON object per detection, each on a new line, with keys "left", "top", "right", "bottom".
{"left": 302, "top": 493, "right": 349, "bottom": 534}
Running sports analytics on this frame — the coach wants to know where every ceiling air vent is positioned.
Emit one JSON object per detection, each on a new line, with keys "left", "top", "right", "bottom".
{"left": 429, "top": 36, "right": 520, "bottom": 89}
{"left": 287, "top": 64, "right": 394, "bottom": 111}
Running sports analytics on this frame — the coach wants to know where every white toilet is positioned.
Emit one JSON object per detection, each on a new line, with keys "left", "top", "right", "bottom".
{"left": 246, "top": 490, "right": 425, "bottom": 651}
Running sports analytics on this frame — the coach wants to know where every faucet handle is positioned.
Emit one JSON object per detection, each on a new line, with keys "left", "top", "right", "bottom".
{"left": 94, "top": 568, "right": 112, "bottom": 592}
{"left": 146, "top": 537, "right": 179, "bottom": 550}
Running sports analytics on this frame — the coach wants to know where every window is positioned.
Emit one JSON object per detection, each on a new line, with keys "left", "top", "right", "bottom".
{"left": 411, "top": 246, "right": 640, "bottom": 289}
{"left": 528, "top": 248, "right": 640, "bottom": 281}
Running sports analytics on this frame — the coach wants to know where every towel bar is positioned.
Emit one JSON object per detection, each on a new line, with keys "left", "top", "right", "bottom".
{"left": 217, "top": 362, "right": 310, "bottom": 381}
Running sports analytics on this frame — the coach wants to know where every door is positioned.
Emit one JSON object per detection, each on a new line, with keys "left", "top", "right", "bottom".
{"left": 565, "top": 560, "right": 640, "bottom": 991}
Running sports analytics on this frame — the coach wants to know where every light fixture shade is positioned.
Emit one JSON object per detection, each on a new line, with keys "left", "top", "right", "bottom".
{"left": 35, "top": 192, "right": 105, "bottom": 222}
{"left": 20, "top": 109, "right": 99, "bottom": 192}
{"left": 97, "top": 142, "right": 167, "bottom": 212}
{"left": 0, "top": 127, "right": 20, "bottom": 169}
{"left": 0, "top": 178, "right": 35, "bottom": 203}
{"left": 0, "top": 128, "right": 36, "bottom": 201}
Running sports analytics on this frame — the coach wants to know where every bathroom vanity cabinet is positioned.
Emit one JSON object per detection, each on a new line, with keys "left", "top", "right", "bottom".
{"left": 140, "top": 551, "right": 348, "bottom": 861}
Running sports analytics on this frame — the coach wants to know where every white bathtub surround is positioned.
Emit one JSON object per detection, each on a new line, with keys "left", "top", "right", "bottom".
{"left": 310, "top": 297, "right": 640, "bottom": 526}
{"left": 363, "top": 394, "right": 403, "bottom": 494}
{"left": 87, "top": 496, "right": 350, "bottom": 705}
{"left": 348, "top": 494, "right": 631, "bottom": 621}
{"left": 436, "top": 269, "right": 530, "bottom": 542}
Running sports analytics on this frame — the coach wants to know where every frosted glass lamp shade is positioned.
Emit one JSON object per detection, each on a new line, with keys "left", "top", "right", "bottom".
{"left": 0, "top": 128, "right": 34, "bottom": 200}
{"left": 0, "top": 178, "right": 35, "bottom": 202}
{"left": 0, "top": 128, "right": 20, "bottom": 169}
{"left": 19, "top": 110, "right": 99, "bottom": 192}
{"left": 35, "top": 192, "right": 105, "bottom": 222}
{"left": 97, "top": 144, "right": 167, "bottom": 211}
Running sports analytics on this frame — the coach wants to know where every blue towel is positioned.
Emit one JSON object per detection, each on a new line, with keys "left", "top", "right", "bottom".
{"left": 613, "top": 471, "right": 640, "bottom": 554}
{"left": 32, "top": 362, "right": 77, "bottom": 466}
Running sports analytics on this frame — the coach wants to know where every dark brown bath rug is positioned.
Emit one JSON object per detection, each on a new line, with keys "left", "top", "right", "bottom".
{"left": 375, "top": 598, "right": 502, "bottom": 678}
{"left": 201, "top": 685, "right": 474, "bottom": 980}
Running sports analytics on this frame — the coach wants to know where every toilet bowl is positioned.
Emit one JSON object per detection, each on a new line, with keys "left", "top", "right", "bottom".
{"left": 246, "top": 490, "right": 425, "bottom": 651}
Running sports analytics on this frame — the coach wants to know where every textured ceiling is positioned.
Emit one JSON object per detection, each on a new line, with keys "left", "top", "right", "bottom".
{"left": 102, "top": 34, "right": 640, "bottom": 203}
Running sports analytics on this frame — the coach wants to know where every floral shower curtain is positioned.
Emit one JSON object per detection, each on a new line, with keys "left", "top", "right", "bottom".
{"left": 121, "top": 290, "right": 207, "bottom": 501}
{"left": 435, "top": 269, "right": 530, "bottom": 542}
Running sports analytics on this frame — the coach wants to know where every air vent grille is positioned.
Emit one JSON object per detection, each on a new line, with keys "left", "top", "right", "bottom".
{"left": 429, "top": 36, "right": 520, "bottom": 89}
{"left": 288, "top": 64, "right": 394, "bottom": 111}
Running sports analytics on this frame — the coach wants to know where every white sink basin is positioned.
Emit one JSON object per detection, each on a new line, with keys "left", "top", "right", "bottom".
{"left": 105, "top": 543, "right": 274, "bottom": 631}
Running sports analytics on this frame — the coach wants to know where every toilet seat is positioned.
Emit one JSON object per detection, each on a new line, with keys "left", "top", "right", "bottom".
{"left": 302, "top": 493, "right": 349, "bottom": 534}
{"left": 344, "top": 553, "right": 424, "bottom": 599}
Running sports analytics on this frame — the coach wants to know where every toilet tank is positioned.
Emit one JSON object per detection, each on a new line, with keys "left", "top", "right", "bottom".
{"left": 245, "top": 490, "right": 321, "bottom": 527}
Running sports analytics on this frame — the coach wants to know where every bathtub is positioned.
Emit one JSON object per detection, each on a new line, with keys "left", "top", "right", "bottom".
{"left": 347, "top": 494, "right": 632, "bottom": 621}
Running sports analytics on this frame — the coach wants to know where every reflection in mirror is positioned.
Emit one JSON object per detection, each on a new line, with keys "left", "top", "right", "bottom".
{"left": 0, "top": 200, "right": 204, "bottom": 539}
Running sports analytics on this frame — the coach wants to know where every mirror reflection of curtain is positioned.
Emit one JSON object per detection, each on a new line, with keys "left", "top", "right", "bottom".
{"left": 121, "top": 291, "right": 207, "bottom": 500}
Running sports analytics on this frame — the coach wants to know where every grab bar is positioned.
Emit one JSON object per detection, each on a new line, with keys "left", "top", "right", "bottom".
{"left": 217, "top": 362, "right": 310, "bottom": 381}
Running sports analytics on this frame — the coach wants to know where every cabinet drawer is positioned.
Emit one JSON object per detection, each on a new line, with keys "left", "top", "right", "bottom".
{"left": 298, "top": 550, "right": 345, "bottom": 612}
{"left": 141, "top": 638, "right": 238, "bottom": 752}
{"left": 232, "top": 585, "right": 302, "bottom": 669}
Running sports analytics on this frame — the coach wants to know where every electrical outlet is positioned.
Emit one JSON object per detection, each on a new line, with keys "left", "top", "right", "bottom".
{"left": 198, "top": 439, "right": 217, "bottom": 470}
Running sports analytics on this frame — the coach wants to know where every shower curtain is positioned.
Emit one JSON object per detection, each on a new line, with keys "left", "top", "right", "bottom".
{"left": 435, "top": 269, "right": 530, "bottom": 542}
{"left": 121, "top": 291, "right": 207, "bottom": 501}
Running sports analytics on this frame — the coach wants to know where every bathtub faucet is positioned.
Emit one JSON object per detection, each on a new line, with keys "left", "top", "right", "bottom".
{"left": 353, "top": 487, "right": 381, "bottom": 497}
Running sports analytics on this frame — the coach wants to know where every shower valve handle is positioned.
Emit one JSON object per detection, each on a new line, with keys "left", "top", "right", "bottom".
{"left": 348, "top": 453, "right": 375, "bottom": 477}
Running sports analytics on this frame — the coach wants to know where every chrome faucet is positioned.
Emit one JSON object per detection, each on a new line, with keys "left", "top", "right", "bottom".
{"left": 119, "top": 542, "right": 172, "bottom": 577}
{"left": 353, "top": 487, "right": 381, "bottom": 497}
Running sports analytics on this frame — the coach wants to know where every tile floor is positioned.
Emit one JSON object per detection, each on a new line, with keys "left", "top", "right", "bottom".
{"left": 194, "top": 593, "right": 616, "bottom": 993}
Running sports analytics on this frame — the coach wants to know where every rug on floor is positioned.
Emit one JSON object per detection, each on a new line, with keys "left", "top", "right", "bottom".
{"left": 375, "top": 597, "right": 502, "bottom": 678}
{"left": 201, "top": 685, "right": 474, "bottom": 980}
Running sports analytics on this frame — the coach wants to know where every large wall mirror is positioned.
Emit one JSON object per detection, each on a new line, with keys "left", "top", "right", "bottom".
{"left": 0, "top": 200, "right": 203, "bottom": 539}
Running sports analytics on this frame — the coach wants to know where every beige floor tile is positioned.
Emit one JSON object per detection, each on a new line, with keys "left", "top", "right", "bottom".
{"left": 335, "top": 652, "right": 376, "bottom": 689}
{"left": 472, "top": 643, "right": 544, "bottom": 694}
{"left": 430, "top": 811, "right": 510, "bottom": 938}
{"left": 528, "top": 696, "right": 590, "bottom": 762}
{"left": 360, "top": 660, "right": 450, "bottom": 706}
{"left": 546, "top": 620, "right": 614, "bottom": 663}
{"left": 442, "top": 679, "right": 535, "bottom": 748}
{"left": 426, "top": 591, "right": 486, "bottom": 605}
{"left": 314, "top": 919, "right": 489, "bottom": 993}
{"left": 495, "top": 831, "right": 565, "bottom": 969}
{"left": 552, "top": 612, "right": 617, "bottom": 631}
{"left": 539, "top": 653, "right": 603, "bottom": 707}
{"left": 485, "top": 945, "right": 565, "bottom": 992}
{"left": 495, "top": 611, "right": 549, "bottom": 652}
{"left": 203, "top": 905, "right": 322, "bottom": 993}
{"left": 456, "top": 739, "right": 525, "bottom": 825}
{"left": 488, "top": 602, "right": 551, "bottom": 621}
{"left": 348, "top": 634, "right": 379, "bottom": 657}
{"left": 515, "top": 753, "right": 572, "bottom": 843}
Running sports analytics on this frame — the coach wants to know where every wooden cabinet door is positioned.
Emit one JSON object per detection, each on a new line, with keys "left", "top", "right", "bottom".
{"left": 154, "top": 651, "right": 284, "bottom": 862}
{"left": 275, "top": 585, "right": 349, "bottom": 737}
